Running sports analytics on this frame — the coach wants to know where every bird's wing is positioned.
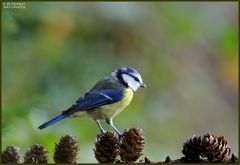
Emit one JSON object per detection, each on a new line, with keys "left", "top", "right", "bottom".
{"left": 62, "top": 89, "right": 124, "bottom": 116}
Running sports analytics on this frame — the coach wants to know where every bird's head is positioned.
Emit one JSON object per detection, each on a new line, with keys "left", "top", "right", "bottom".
{"left": 112, "top": 67, "right": 146, "bottom": 92}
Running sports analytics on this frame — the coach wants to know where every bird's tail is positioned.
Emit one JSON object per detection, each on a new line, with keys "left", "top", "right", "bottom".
{"left": 38, "top": 114, "right": 66, "bottom": 130}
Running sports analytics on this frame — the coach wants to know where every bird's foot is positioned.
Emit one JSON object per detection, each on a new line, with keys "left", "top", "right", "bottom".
{"left": 118, "top": 133, "right": 123, "bottom": 139}
{"left": 117, "top": 136, "right": 123, "bottom": 145}
{"left": 117, "top": 128, "right": 129, "bottom": 143}
{"left": 96, "top": 130, "right": 106, "bottom": 140}
{"left": 99, "top": 129, "right": 106, "bottom": 135}
{"left": 117, "top": 130, "right": 128, "bottom": 144}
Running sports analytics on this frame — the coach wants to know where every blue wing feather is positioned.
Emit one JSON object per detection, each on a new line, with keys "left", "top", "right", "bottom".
{"left": 38, "top": 89, "right": 124, "bottom": 129}
{"left": 63, "top": 89, "right": 124, "bottom": 115}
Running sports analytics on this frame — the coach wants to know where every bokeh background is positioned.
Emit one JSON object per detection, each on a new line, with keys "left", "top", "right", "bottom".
{"left": 2, "top": 2, "right": 238, "bottom": 162}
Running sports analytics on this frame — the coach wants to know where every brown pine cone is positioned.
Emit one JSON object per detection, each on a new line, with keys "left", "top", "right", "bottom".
{"left": 54, "top": 135, "right": 79, "bottom": 163}
{"left": 182, "top": 133, "right": 238, "bottom": 163}
{"left": 94, "top": 131, "right": 119, "bottom": 163}
{"left": 119, "top": 128, "right": 145, "bottom": 163}
{"left": 182, "top": 135, "right": 202, "bottom": 161}
{"left": 1, "top": 146, "right": 21, "bottom": 163}
{"left": 200, "top": 134, "right": 231, "bottom": 162}
{"left": 24, "top": 144, "right": 48, "bottom": 163}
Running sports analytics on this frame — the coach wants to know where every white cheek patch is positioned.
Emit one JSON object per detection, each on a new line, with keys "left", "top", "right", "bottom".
{"left": 122, "top": 74, "right": 140, "bottom": 92}
{"left": 131, "top": 72, "right": 143, "bottom": 84}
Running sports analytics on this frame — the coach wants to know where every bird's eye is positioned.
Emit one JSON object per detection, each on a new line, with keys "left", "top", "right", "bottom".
{"left": 134, "top": 77, "right": 140, "bottom": 82}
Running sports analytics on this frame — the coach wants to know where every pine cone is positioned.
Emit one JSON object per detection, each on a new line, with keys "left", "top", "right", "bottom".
{"left": 200, "top": 134, "right": 231, "bottom": 162}
{"left": 182, "top": 133, "right": 238, "bottom": 163}
{"left": 1, "top": 146, "right": 21, "bottom": 163}
{"left": 24, "top": 144, "right": 48, "bottom": 163}
{"left": 182, "top": 135, "right": 202, "bottom": 161}
{"left": 54, "top": 135, "right": 79, "bottom": 163}
{"left": 119, "top": 128, "right": 145, "bottom": 163}
{"left": 94, "top": 131, "right": 119, "bottom": 163}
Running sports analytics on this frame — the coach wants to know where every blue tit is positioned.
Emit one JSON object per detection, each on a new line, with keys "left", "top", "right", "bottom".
{"left": 38, "top": 67, "right": 146, "bottom": 135}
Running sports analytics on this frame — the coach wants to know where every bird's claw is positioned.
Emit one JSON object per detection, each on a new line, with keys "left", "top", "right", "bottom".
{"left": 117, "top": 128, "right": 129, "bottom": 143}
{"left": 100, "top": 129, "right": 106, "bottom": 135}
{"left": 118, "top": 133, "right": 123, "bottom": 139}
{"left": 117, "top": 132, "right": 125, "bottom": 144}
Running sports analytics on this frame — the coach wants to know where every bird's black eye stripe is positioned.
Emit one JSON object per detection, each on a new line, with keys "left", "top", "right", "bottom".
{"left": 117, "top": 69, "right": 140, "bottom": 87}
{"left": 133, "top": 76, "right": 140, "bottom": 82}
{"left": 121, "top": 71, "right": 140, "bottom": 82}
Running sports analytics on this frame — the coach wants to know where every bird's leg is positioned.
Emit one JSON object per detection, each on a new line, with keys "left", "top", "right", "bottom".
{"left": 96, "top": 120, "right": 105, "bottom": 134}
{"left": 106, "top": 118, "right": 122, "bottom": 137}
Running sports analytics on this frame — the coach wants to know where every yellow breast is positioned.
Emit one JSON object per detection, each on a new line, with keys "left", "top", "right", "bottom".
{"left": 89, "top": 88, "right": 134, "bottom": 120}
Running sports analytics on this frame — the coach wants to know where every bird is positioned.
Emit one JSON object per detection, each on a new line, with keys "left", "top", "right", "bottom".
{"left": 38, "top": 67, "right": 146, "bottom": 136}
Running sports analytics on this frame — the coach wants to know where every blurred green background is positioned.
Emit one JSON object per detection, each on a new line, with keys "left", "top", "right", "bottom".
{"left": 2, "top": 2, "right": 238, "bottom": 163}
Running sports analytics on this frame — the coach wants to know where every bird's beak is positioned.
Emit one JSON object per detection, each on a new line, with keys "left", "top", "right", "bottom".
{"left": 140, "top": 83, "right": 147, "bottom": 88}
